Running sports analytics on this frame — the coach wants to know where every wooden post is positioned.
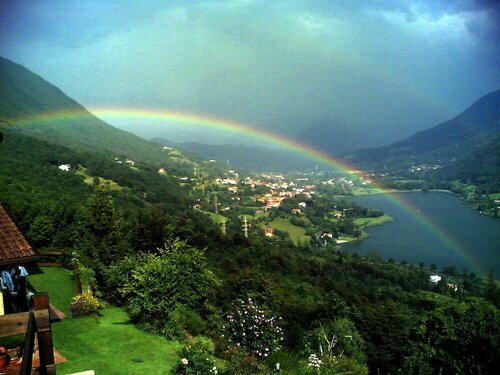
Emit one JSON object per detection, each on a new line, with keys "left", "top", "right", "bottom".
{"left": 20, "top": 312, "right": 36, "bottom": 375}
{"left": 34, "top": 293, "right": 56, "bottom": 375}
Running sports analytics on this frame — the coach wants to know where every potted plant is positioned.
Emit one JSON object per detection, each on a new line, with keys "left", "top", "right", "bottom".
{"left": 0, "top": 335, "right": 24, "bottom": 364}
{"left": 0, "top": 346, "right": 11, "bottom": 370}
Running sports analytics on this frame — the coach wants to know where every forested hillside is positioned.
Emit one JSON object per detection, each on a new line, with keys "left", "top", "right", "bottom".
{"left": 438, "top": 135, "right": 500, "bottom": 192}
{"left": 0, "top": 56, "right": 177, "bottom": 165}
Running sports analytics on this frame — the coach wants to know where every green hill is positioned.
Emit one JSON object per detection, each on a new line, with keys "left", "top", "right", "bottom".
{"left": 0, "top": 56, "right": 171, "bottom": 165}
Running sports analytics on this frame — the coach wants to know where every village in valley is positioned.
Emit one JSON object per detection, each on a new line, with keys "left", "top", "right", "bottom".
{"left": 147, "top": 148, "right": 391, "bottom": 248}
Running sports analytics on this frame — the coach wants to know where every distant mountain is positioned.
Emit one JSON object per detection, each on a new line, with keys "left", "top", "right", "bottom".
{"left": 0, "top": 57, "right": 171, "bottom": 165}
{"left": 346, "top": 89, "right": 500, "bottom": 170}
{"left": 294, "top": 118, "right": 381, "bottom": 155}
{"left": 151, "top": 139, "right": 322, "bottom": 172}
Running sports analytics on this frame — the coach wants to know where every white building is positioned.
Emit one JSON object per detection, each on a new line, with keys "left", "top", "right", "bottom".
{"left": 429, "top": 275, "right": 442, "bottom": 283}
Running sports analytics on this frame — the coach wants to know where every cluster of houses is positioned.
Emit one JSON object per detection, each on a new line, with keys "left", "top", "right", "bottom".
{"left": 429, "top": 274, "right": 459, "bottom": 291}
{"left": 408, "top": 164, "right": 443, "bottom": 173}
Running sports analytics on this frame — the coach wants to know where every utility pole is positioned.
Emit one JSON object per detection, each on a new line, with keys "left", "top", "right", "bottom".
{"left": 243, "top": 217, "right": 250, "bottom": 238}
{"left": 214, "top": 195, "right": 218, "bottom": 215}
{"left": 206, "top": 191, "right": 210, "bottom": 204}
{"left": 221, "top": 220, "right": 226, "bottom": 235}
{"left": 342, "top": 208, "right": 353, "bottom": 218}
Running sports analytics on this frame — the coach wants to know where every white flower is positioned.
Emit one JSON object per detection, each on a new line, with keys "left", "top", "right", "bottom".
{"left": 276, "top": 362, "right": 280, "bottom": 370}
{"left": 181, "top": 358, "right": 189, "bottom": 365}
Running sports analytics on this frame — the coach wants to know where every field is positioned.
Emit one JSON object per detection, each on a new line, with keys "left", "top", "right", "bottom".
{"left": 268, "top": 217, "right": 310, "bottom": 245}
{"left": 76, "top": 167, "right": 122, "bottom": 190}
{"left": 350, "top": 186, "right": 399, "bottom": 196}
{"left": 354, "top": 214, "right": 393, "bottom": 228}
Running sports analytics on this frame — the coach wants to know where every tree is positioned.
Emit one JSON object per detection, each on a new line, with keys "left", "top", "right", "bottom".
{"left": 119, "top": 239, "right": 217, "bottom": 333}
{"left": 407, "top": 297, "right": 500, "bottom": 374}
{"left": 79, "top": 189, "right": 131, "bottom": 271}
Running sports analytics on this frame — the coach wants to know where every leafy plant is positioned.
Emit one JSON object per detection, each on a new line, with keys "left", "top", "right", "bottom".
{"left": 70, "top": 292, "right": 103, "bottom": 316}
{"left": 174, "top": 336, "right": 218, "bottom": 375}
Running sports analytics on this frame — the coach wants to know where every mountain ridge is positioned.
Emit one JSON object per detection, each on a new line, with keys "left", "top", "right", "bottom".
{"left": 345, "top": 89, "right": 500, "bottom": 169}
{"left": 0, "top": 56, "right": 172, "bottom": 165}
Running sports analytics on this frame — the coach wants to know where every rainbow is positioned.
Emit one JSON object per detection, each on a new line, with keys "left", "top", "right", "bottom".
{"left": 2, "top": 107, "right": 484, "bottom": 274}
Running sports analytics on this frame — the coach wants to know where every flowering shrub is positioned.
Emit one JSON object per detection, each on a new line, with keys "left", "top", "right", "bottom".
{"left": 70, "top": 292, "right": 103, "bottom": 316}
{"left": 224, "top": 298, "right": 283, "bottom": 359}
{"left": 294, "top": 354, "right": 368, "bottom": 375}
{"left": 222, "top": 347, "right": 272, "bottom": 374}
{"left": 174, "top": 336, "right": 218, "bottom": 375}
{"left": 308, "top": 354, "right": 323, "bottom": 369}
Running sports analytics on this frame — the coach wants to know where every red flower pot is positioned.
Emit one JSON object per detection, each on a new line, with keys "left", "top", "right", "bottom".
{"left": 0, "top": 353, "right": 11, "bottom": 370}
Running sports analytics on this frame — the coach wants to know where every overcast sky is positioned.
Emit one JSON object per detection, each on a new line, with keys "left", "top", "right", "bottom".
{"left": 1, "top": 0, "right": 499, "bottom": 149}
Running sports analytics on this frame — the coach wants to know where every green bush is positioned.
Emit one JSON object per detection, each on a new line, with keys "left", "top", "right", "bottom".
{"left": 174, "top": 336, "right": 218, "bottom": 375}
{"left": 120, "top": 238, "right": 217, "bottom": 333}
{"left": 165, "top": 305, "right": 208, "bottom": 341}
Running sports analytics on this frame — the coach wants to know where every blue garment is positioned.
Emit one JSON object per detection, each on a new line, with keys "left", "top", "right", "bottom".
{"left": 19, "top": 266, "right": 28, "bottom": 277}
{"left": 10, "top": 265, "right": 28, "bottom": 277}
{"left": 1, "top": 270, "right": 14, "bottom": 292}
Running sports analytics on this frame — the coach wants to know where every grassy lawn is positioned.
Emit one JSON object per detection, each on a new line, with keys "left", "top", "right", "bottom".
{"left": 338, "top": 215, "right": 393, "bottom": 243}
{"left": 350, "top": 186, "right": 398, "bottom": 196}
{"left": 28, "top": 267, "right": 181, "bottom": 374}
{"left": 268, "top": 217, "right": 310, "bottom": 245}
{"left": 354, "top": 214, "right": 393, "bottom": 228}
{"left": 76, "top": 167, "right": 122, "bottom": 190}
{"left": 201, "top": 210, "right": 228, "bottom": 224}
{"left": 29, "top": 267, "right": 76, "bottom": 315}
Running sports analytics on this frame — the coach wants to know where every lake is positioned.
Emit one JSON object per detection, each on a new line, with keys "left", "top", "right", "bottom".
{"left": 344, "top": 191, "right": 500, "bottom": 277}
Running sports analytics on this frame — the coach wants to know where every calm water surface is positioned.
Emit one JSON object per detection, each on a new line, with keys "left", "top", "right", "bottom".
{"left": 344, "top": 192, "right": 500, "bottom": 277}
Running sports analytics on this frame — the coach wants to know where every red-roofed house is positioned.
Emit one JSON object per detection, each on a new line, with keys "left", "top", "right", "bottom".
{"left": 0, "top": 204, "right": 41, "bottom": 267}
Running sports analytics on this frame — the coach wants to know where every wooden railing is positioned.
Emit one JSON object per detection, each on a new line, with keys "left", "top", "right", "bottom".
{"left": 0, "top": 293, "right": 55, "bottom": 374}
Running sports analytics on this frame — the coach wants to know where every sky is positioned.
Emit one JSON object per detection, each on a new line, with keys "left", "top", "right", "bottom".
{"left": 1, "top": 0, "right": 499, "bottom": 151}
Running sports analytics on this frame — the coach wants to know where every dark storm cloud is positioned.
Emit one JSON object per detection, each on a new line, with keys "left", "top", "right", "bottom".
{"left": 0, "top": 0, "right": 498, "bottom": 150}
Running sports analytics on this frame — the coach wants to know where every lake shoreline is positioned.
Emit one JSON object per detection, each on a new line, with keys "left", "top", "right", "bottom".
{"left": 337, "top": 214, "right": 393, "bottom": 244}
{"left": 352, "top": 188, "right": 461, "bottom": 197}
{"left": 340, "top": 191, "right": 500, "bottom": 277}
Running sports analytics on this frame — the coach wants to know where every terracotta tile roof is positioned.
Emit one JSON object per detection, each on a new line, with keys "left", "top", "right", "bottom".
{"left": 0, "top": 204, "right": 40, "bottom": 266}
